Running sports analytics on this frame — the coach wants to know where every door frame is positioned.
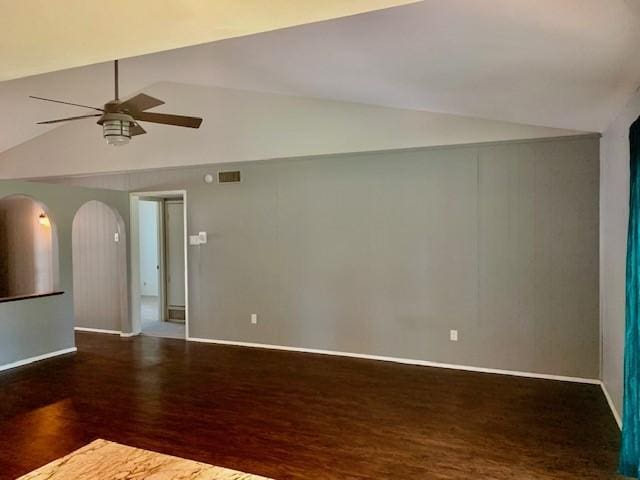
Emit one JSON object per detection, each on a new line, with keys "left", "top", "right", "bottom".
{"left": 163, "top": 199, "right": 186, "bottom": 322}
{"left": 129, "top": 190, "right": 189, "bottom": 338}
{"left": 157, "top": 199, "right": 166, "bottom": 322}
{"left": 136, "top": 197, "right": 165, "bottom": 322}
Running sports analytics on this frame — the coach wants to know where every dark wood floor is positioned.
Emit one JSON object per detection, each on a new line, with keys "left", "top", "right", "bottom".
{"left": 0, "top": 333, "right": 621, "bottom": 479}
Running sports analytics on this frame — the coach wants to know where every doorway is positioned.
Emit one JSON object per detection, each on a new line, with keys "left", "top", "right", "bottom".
{"left": 132, "top": 191, "right": 187, "bottom": 339}
{"left": 72, "top": 200, "right": 127, "bottom": 333}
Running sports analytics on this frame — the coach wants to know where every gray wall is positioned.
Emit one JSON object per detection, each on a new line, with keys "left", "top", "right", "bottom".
{"left": 0, "top": 181, "right": 129, "bottom": 367}
{"left": 72, "top": 200, "right": 128, "bottom": 332}
{"left": 600, "top": 93, "right": 640, "bottom": 420}
{"left": 44, "top": 135, "right": 600, "bottom": 378}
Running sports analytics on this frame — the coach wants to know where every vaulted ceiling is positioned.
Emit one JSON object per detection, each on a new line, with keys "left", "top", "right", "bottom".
{"left": 1, "top": 0, "right": 639, "bottom": 157}
{"left": 0, "top": 0, "right": 416, "bottom": 81}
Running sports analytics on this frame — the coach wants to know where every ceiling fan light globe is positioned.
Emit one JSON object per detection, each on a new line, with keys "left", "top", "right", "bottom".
{"left": 103, "top": 119, "right": 131, "bottom": 146}
{"left": 106, "top": 135, "right": 130, "bottom": 146}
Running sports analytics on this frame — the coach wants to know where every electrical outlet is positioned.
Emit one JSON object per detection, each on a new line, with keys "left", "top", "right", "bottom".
{"left": 251, "top": 313, "right": 258, "bottom": 325}
{"left": 114, "top": 232, "right": 119, "bottom": 242}
{"left": 450, "top": 329, "right": 458, "bottom": 342}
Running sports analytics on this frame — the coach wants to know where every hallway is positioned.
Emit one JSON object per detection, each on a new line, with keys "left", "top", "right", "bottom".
{"left": 140, "top": 295, "right": 184, "bottom": 339}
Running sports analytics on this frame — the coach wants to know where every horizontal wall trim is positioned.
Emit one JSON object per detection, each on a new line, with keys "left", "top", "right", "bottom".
{"left": 0, "top": 290, "right": 64, "bottom": 304}
{"left": 0, "top": 347, "right": 77, "bottom": 373}
{"left": 119, "top": 332, "right": 138, "bottom": 338}
{"left": 600, "top": 382, "right": 622, "bottom": 429}
{"left": 22, "top": 133, "right": 599, "bottom": 183}
{"left": 75, "top": 327, "right": 121, "bottom": 335}
{"left": 186, "top": 336, "right": 600, "bottom": 385}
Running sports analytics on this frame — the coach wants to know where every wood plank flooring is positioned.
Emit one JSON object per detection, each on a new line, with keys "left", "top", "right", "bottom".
{"left": 0, "top": 333, "right": 622, "bottom": 479}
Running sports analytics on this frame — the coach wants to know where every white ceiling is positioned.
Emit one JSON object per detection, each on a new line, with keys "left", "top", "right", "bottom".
{"left": 1, "top": 0, "right": 639, "bottom": 155}
{"left": 0, "top": 82, "right": 582, "bottom": 179}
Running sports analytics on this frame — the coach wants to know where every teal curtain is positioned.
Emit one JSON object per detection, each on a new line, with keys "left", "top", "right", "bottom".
{"left": 621, "top": 116, "right": 640, "bottom": 477}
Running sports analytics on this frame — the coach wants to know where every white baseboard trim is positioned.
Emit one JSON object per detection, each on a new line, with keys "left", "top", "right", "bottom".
{"left": 600, "top": 382, "right": 622, "bottom": 429}
{"left": 75, "top": 327, "right": 139, "bottom": 338}
{"left": 186, "top": 337, "right": 600, "bottom": 385}
{"left": 0, "top": 347, "right": 77, "bottom": 373}
{"left": 74, "top": 327, "right": 139, "bottom": 338}
{"left": 75, "top": 327, "right": 121, "bottom": 335}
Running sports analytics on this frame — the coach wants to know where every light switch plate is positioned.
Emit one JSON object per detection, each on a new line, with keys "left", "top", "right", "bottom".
{"left": 198, "top": 231, "right": 208, "bottom": 244}
{"left": 189, "top": 235, "right": 201, "bottom": 245}
{"left": 450, "top": 329, "right": 458, "bottom": 342}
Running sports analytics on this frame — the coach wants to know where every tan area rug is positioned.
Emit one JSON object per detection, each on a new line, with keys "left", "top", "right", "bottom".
{"left": 17, "top": 439, "right": 272, "bottom": 479}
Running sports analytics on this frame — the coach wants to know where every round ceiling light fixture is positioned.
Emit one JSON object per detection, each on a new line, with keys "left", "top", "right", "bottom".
{"left": 100, "top": 113, "right": 134, "bottom": 146}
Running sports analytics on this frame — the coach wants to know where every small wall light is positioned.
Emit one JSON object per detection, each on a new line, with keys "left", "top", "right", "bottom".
{"left": 38, "top": 212, "right": 50, "bottom": 227}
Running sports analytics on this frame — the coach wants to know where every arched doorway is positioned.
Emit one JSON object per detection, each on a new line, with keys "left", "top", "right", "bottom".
{"left": 72, "top": 200, "right": 128, "bottom": 333}
{"left": 0, "top": 194, "right": 59, "bottom": 299}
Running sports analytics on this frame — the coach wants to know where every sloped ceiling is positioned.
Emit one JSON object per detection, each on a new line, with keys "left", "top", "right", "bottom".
{"left": 1, "top": 0, "right": 639, "bottom": 175}
{"left": 0, "top": 0, "right": 417, "bottom": 81}
{"left": 0, "top": 82, "right": 583, "bottom": 179}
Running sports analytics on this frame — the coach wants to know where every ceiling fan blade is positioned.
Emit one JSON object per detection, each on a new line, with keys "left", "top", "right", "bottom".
{"left": 119, "top": 93, "right": 165, "bottom": 113}
{"left": 130, "top": 123, "right": 147, "bottom": 136}
{"left": 37, "top": 113, "right": 102, "bottom": 125}
{"left": 134, "top": 111, "right": 202, "bottom": 129}
{"left": 29, "top": 96, "right": 104, "bottom": 112}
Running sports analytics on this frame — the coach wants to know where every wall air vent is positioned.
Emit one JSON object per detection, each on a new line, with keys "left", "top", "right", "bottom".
{"left": 218, "top": 170, "right": 241, "bottom": 183}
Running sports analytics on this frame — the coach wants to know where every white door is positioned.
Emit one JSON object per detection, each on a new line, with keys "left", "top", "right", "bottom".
{"left": 165, "top": 201, "right": 185, "bottom": 309}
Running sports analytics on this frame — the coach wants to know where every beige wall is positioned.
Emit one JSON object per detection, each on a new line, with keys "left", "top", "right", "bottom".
{"left": 0, "top": 195, "right": 54, "bottom": 297}
{"left": 45, "top": 135, "right": 600, "bottom": 378}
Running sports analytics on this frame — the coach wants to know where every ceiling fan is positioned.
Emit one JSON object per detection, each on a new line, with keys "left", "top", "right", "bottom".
{"left": 30, "top": 60, "right": 203, "bottom": 146}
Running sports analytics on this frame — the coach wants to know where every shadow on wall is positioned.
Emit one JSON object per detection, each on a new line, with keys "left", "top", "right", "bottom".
{"left": 0, "top": 194, "right": 59, "bottom": 298}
